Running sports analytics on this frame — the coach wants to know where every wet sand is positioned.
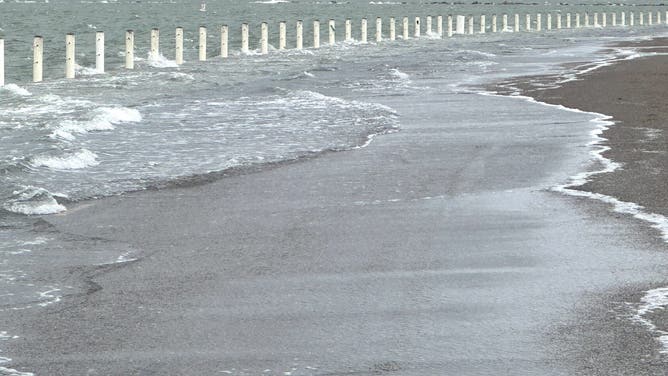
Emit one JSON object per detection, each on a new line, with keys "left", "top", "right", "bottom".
{"left": 3, "top": 46, "right": 668, "bottom": 375}
{"left": 512, "top": 38, "right": 668, "bottom": 220}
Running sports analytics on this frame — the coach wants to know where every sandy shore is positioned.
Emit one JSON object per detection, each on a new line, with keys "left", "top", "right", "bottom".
{"left": 3, "top": 43, "right": 668, "bottom": 375}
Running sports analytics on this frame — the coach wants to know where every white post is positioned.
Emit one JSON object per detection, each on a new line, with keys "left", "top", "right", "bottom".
{"left": 594, "top": 12, "right": 599, "bottom": 27}
{"left": 65, "top": 33, "right": 75, "bottom": 79}
{"left": 125, "top": 30, "right": 134, "bottom": 69}
{"left": 621, "top": 12, "right": 626, "bottom": 26}
{"left": 492, "top": 14, "right": 497, "bottom": 32}
{"left": 468, "top": 15, "right": 474, "bottom": 34}
{"left": 547, "top": 14, "right": 552, "bottom": 30}
{"left": 241, "top": 23, "right": 249, "bottom": 53}
{"left": 647, "top": 11, "right": 651, "bottom": 25}
{"left": 390, "top": 17, "right": 396, "bottom": 40}
{"left": 33, "top": 36, "right": 43, "bottom": 82}
{"left": 575, "top": 13, "right": 580, "bottom": 28}
{"left": 536, "top": 13, "right": 541, "bottom": 31}
{"left": 525, "top": 14, "right": 531, "bottom": 31}
{"left": 95, "top": 31, "right": 104, "bottom": 73}
{"left": 584, "top": 13, "right": 589, "bottom": 27}
{"left": 657, "top": 11, "right": 661, "bottom": 24}
{"left": 566, "top": 13, "right": 571, "bottom": 28}
{"left": 150, "top": 28, "right": 159, "bottom": 60}
{"left": 199, "top": 26, "right": 207, "bottom": 60}
{"left": 361, "top": 18, "right": 368, "bottom": 43}
{"left": 514, "top": 14, "right": 520, "bottom": 32}
{"left": 640, "top": 12, "right": 644, "bottom": 26}
{"left": 329, "top": 19, "right": 335, "bottom": 45}
{"left": 313, "top": 20, "right": 320, "bottom": 48}
{"left": 557, "top": 13, "right": 562, "bottom": 29}
{"left": 456, "top": 15, "right": 465, "bottom": 34}
{"left": 447, "top": 15, "right": 453, "bottom": 37}
{"left": 279, "top": 22, "right": 286, "bottom": 50}
{"left": 403, "top": 16, "right": 409, "bottom": 39}
{"left": 602, "top": 13, "right": 607, "bottom": 27}
{"left": 414, "top": 16, "right": 420, "bottom": 37}
{"left": 426, "top": 15, "right": 432, "bottom": 34}
{"left": 503, "top": 14, "right": 508, "bottom": 31}
{"left": 437, "top": 15, "right": 443, "bottom": 36}
{"left": 221, "top": 25, "right": 229, "bottom": 57}
{"left": 665, "top": 11, "right": 668, "bottom": 25}
{"left": 376, "top": 17, "right": 382, "bottom": 42}
{"left": 260, "top": 22, "right": 268, "bottom": 54}
{"left": 296, "top": 20, "right": 303, "bottom": 49}
{"left": 480, "top": 15, "right": 486, "bottom": 33}
{"left": 175, "top": 27, "right": 184, "bottom": 64}
{"left": 630, "top": 12, "right": 635, "bottom": 26}
{"left": 345, "top": 19, "right": 352, "bottom": 41}
{"left": 0, "top": 39, "right": 4, "bottom": 87}
{"left": 612, "top": 12, "right": 617, "bottom": 26}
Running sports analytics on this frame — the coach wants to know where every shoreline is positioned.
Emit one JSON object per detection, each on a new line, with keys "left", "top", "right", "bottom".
{"left": 496, "top": 38, "right": 668, "bottom": 373}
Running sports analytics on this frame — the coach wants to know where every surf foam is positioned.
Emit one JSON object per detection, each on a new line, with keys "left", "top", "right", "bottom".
{"left": 2, "top": 186, "right": 67, "bottom": 215}
{"left": 31, "top": 149, "right": 99, "bottom": 170}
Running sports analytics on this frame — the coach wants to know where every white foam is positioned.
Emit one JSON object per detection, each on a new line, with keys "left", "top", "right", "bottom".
{"left": 2, "top": 186, "right": 67, "bottom": 215}
{"left": 32, "top": 149, "right": 99, "bottom": 170}
{"left": 147, "top": 53, "right": 179, "bottom": 68}
{"left": 52, "top": 107, "right": 141, "bottom": 140}
{"left": 389, "top": 68, "right": 410, "bottom": 80}
{"left": 0, "top": 84, "right": 31, "bottom": 96}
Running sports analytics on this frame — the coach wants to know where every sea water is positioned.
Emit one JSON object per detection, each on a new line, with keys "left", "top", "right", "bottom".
{"left": 1, "top": 0, "right": 668, "bottom": 374}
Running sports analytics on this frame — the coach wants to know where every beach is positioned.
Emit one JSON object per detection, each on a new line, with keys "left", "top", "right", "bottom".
{"left": 2, "top": 39, "right": 668, "bottom": 375}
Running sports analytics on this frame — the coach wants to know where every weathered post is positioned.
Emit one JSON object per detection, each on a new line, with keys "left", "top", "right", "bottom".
{"left": 503, "top": 14, "right": 508, "bottom": 31}
{"left": 0, "top": 39, "right": 4, "bottom": 86}
{"left": 414, "top": 16, "right": 420, "bottom": 37}
{"left": 95, "top": 31, "right": 104, "bottom": 72}
{"left": 279, "top": 22, "right": 286, "bottom": 50}
{"left": 526, "top": 14, "right": 531, "bottom": 31}
{"left": 199, "top": 26, "right": 207, "bottom": 60}
{"left": 447, "top": 15, "right": 453, "bottom": 37}
{"left": 403, "top": 16, "right": 409, "bottom": 39}
{"left": 221, "top": 25, "right": 229, "bottom": 57}
{"left": 426, "top": 15, "right": 432, "bottom": 34}
{"left": 480, "top": 15, "right": 486, "bottom": 33}
{"left": 566, "top": 13, "right": 571, "bottom": 28}
{"left": 557, "top": 13, "right": 562, "bottom": 29}
{"left": 329, "top": 19, "right": 335, "bottom": 45}
{"left": 150, "top": 28, "right": 159, "bottom": 60}
{"left": 65, "top": 33, "right": 75, "bottom": 79}
{"left": 536, "top": 13, "right": 541, "bottom": 31}
{"left": 456, "top": 15, "right": 465, "bottom": 34}
{"left": 125, "top": 30, "right": 134, "bottom": 69}
{"left": 345, "top": 19, "right": 352, "bottom": 41}
{"left": 260, "top": 22, "right": 268, "bottom": 54}
{"left": 468, "top": 15, "right": 474, "bottom": 34}
{"left": 296, "top": 20, "right": 303, "bottom": 49}
{"left": 241, "top": 23, "right": 249, "bottom": 53}
{"left": 175, "top": 27, "right": 184, "bottom": 64}
{"left": 376, "top": 17, "right": 382, "bottom": 42}
{"left": 313, "top": 20, "right": 320, "bottom": 48}
{"left": 514, "top": 14, "right": 520, "bottom": 32}
{"left": 492, "top": 14, "right": 497, "bottom": 32}
{"left": 361, "top": 18, "right": 368, "bottom": 42}
{"left": 437, "top": 15, "right": 443, "bottom": 36}
{"left": 390, "top": 17, "right": 396, "bottom": 40}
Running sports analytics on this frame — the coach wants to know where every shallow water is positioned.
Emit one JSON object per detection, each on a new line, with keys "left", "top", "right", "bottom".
{"left": 1, "top": 0, "right": 668, "bottom": 374}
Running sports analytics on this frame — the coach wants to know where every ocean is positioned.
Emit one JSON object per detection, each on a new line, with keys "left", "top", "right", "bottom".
{"left": 1, "top": 0, "right": 668, "bottom": 374}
